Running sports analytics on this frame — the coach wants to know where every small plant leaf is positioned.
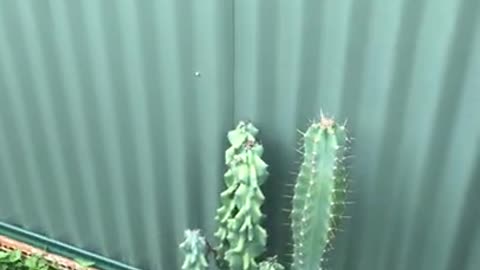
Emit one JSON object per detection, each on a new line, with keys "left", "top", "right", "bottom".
{"left": 74, "top": 258, "right": 95, "bottom": 268}
{"left": 25, "top": 255, "right": 38, "bottom": 268}
{"left": 0, "top": 252, "right": 8, "bottom": 260}
{"left": 9, "top": 250, "right": 21, "bottom": 262}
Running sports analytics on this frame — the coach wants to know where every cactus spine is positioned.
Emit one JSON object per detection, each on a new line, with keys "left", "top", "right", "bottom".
{"left": 291, "top": 116, "right": 349, "bottom": 270}
{"left": 179, "top": 230, "right": 209, "bottom": 270}
{"left": 214, "top": 121, "right": 268, "bottom": 270}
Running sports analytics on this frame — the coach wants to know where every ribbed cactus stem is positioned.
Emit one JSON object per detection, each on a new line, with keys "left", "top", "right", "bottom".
{"left": 214, "top": 121, "right": 268, "bottom": 270}
{"left": 179, "top": 230, "right": 209, "bottom": 270}
{"left": 291, "top": 116, "right": 349, "bottom": 270}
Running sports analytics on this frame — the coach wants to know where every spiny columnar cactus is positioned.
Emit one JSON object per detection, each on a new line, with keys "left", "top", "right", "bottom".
{"left": 214, "top": 121, "right": 268, "bottom": 270}
{"left": 291, "top": 116, "right": 349, "bottom": 270}
{"left": 179, "top": 229, "right": 209, "bottom": 270}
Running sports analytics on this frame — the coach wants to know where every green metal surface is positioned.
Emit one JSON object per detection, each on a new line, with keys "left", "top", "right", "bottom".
{"left": 0, "top": 0, "right": 233, "bottom": 268}
{"left": 0, "top": 0, "right": 479, "bottom": 269}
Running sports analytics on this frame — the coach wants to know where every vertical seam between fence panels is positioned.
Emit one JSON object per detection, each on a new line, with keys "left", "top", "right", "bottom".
{"left": 231, "top": 0, "right": 236, "bottom": 126}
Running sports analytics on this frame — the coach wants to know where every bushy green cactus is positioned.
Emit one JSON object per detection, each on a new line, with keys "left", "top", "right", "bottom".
{"left": 290, "top": 116, "right": 349, "bottom": 270}
{"left": 214, "top": 121, "right": 269, "bottom": 270}
{"left": 179, "top": 230, "right": 209, "bottom": 270}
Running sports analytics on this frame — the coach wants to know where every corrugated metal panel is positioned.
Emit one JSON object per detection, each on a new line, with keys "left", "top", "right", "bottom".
{"left": 233, "top": 1, "right": 480, "bottom": 270}
{"left": 0, "top": 0, "right": 233, "bottom": 269}
{"left": 0, "top": 0, "right": 479, "bottom": 270}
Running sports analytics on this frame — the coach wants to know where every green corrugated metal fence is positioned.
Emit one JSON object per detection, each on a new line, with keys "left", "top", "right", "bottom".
{"left": 0, "top": 0, "right": 479, "bottom": 269}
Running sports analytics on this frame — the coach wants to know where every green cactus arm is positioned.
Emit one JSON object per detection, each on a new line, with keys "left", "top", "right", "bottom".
{"left": 225, "top": 150, "right": 267, "bottom": 270}
{"left": 179, "top": 230, "right": 209, "bottom": 270}
{"left": 291, "top": 116, "right": 349, "bottom": 270}
{"left": 214, "top": 121, "right": 269, "bottom": 270}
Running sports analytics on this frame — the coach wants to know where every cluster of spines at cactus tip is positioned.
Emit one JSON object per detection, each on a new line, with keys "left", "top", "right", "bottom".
{"left": 290, "top": 115, "right": 350, "bottom": 270}
{"left": 214, "top": 121, "right": 269, "bottom": 270}
{"left": 179, "top": 229, "right": 209, "bottom": 270}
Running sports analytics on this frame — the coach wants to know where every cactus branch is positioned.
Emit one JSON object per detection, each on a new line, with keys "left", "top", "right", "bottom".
{"left": 179, "top": 230, "right": 209, "bottom": 270}
{"left": 290, "top": 116, "right": 350, "bottom": 270}
{"left": 214, "top": 121, "right": 268, "bottom": 270}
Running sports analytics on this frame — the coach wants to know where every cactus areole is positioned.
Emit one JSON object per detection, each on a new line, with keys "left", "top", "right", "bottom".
{"left": 291, "top": 116, "right": 349, "bottom": 270}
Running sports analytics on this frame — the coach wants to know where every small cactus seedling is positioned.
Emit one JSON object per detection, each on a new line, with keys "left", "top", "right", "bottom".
{"left": 291, "top": 116, "right": 349, "bottom": 270}
{"left": 179, "top": 230, "right": 209, "bottom": 270}
{"left": 259, "top": 257, "right": 285, "bottom": 270}
{"left": 214, "top": 121, "right": 269, "bottom": 270}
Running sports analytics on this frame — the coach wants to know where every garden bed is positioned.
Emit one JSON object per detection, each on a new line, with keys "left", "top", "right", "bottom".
{"left": 0, "top": 235, "right": 95, "bottom": 270}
